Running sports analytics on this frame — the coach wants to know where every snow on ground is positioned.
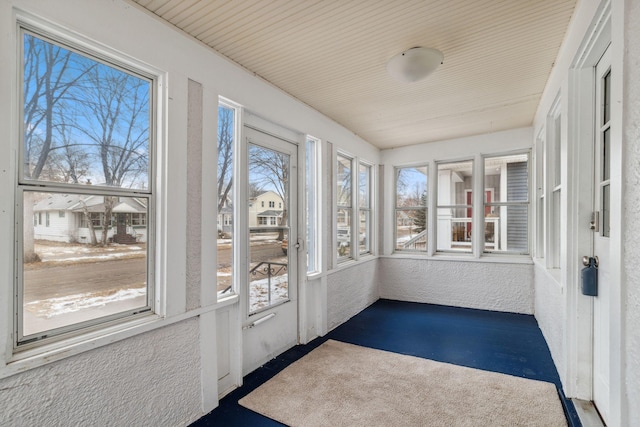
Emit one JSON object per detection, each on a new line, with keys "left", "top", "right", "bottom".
{"left": 249, "top": 274, "right": 288, "bottom": 312}
{"left": 25, "top": 287, "right": 147, "bottom": 318}
{"left": 34, "top": 241, "right": 145, "bottom": 262}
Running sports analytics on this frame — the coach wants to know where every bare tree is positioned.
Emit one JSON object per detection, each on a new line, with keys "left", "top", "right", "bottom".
{"left": 217, "top": 106, "right": 234, "bottom": 212}
{"left": 72, "top": 64, "right": 149, "bottom": 245}
{"left": 22, "top": 34, "right": 93, "bottom": 260}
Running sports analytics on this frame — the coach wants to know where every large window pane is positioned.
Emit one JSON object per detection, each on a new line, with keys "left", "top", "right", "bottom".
{"left": 436, "top": 161, "right": 472, "bottom": 253}
{"left": 337, "top": 154, "right": 353, "bottom": 260}
{"left": 359, "top": 163, "right": 371, "bottom": 255}
{"left": 19, "top": 30, "right": 154, "bottom": 345}
{"left": 395, "top": 166, "right": 427, "bottom": 252}
{"left": 22, "top": 191, "right": 149, "bottom": 337}
{"left": 217, "top": 104, "right": 235, "bottom": 298}
{"left": 22, "top": 32, "right": 150, "bottom": 190}
{"left": 484, "top": 154, "right": 530, "bottom": 253}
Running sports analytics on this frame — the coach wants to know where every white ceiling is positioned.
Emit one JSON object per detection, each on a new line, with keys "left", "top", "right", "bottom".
{"left": 132, "top": 0, "right": 576, "bottom": 149}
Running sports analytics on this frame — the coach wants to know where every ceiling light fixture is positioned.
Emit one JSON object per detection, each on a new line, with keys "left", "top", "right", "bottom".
{"left": 386, "top": 47, "right": 444, "bottom": 83}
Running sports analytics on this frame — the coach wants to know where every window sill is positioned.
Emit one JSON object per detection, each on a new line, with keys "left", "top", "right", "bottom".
{"left": 2, "top": 299, "right": 230, "bottom": 380}
{"left": 382, "top": 252, "right": 533, "bottom": 265}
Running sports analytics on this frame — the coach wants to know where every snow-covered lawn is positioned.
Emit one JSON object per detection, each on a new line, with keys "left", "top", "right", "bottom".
{"left": 25, "top": 287, "right": 146, "bottom": 318}
{"left": 249, "top": 274, "right": 288, "bottom": 312}
{"left": 34, "top": 240, "right": 145, "bottom": 263}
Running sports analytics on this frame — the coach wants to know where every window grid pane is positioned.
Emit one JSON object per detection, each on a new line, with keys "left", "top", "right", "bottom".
{"left": 483, "top": 154, "right": 530, "bottom": 253}
{"left": 18, "top": 30, "right": 154, "bottom": 345}
{"left": 217, "top": 104, "right": 235, "bottom": 298}
{"left": 359, "top": 163, "right": 371, "bottom": 255}
{"left": 436, "top": 161, "right": 472, "bottom": 253}
{"left": 395, "top": 166, "right": 427, "bottom": 252}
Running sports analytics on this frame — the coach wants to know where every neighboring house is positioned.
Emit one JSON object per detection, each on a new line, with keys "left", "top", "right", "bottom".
{"left": 248, "top": 191, "right": 283, "bottom": 227}
{"left": 217, "top": 196, "right": 233, "bottom": 235}
{"left": 33, "top": 193, "right": 147, "bottom": 244}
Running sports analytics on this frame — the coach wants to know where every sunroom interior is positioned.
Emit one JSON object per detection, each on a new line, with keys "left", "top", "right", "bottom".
{"left": 1, "top": 0, "right": 639, "bottom": 426}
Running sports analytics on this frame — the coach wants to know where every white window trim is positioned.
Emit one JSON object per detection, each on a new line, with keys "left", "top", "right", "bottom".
{"left": 393, "top": 164, "right": 429, "bottom": 254}
{"left": 1, "top": 12, "right": 170, "bottom": 377}
{"left": 305, "top": 135, "right": 322, "bottom": 276}
{"left": 482, "top": 150, "right": 532, "bottom": 256}
{"left": 335, "top": 150, "right": 376, "bottom": 266}
{"left": 391, "top": 151, "right": 532, "bottom": 260}
{"left": 435, "top": 158, "right": 475, "bottom": 255}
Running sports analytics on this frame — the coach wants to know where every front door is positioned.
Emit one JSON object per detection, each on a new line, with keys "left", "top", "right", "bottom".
{"left": 591, "top": 45, "right": 611, "bottom": 424}
{"left": 242, "top": 126, "right": 299, "bottom": 374}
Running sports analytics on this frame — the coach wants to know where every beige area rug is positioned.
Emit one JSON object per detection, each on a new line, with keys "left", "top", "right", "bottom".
{"left": 239, "top": 340, "right": 567, "bottom": 427}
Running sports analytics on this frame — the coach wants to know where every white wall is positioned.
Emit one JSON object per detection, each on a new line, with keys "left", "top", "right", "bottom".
{"left": 379, "top": 257, "right": 534, "bottom": 314}
{"left": 0, "top": 0, "right": 380, "bottom": 424}
{"left": 1, "top": 319, "right": 201, "bottom": 426}
{"left": 327, "top": 259, "right": 378, "bottom": 331}
{"left": 532, "top": 0, "right": 637, "bottom": 424}
{"left": 622, "top": 0, "right": 640, "bottom": 425}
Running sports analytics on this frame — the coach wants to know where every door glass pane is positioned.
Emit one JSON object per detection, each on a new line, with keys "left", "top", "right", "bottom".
{"left": 603, "top": 71, "right": 611, "bottom": 125}
{"left": 602, "top": 184, "right": 610, "bottom": 238}
{"left": 248, "top": 144, "right": 290, "bottom": 314}
{"left": 602, "top": 127, "right": 610, "bottom": 181}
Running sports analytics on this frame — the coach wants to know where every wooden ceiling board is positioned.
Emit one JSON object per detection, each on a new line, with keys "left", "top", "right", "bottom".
{"left": 131, "top": 0, "right": 577, "bottom": 148}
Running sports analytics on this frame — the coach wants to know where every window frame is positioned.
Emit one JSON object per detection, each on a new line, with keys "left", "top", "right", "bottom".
{"left": 358, "top": 161, "right": 372, "bottom": 256}
{"left": 305, "top": 136, "right": 321, "bottom": 276}
{"left": 336, "top": 152, "right": 354, "bottom": 262}
{"left": 393, "top": 165, "right": 428, "bottom": 253}
{"left": 335, "top": 151, "right": 375, "bottom": 264}
{"left": 14, "top": 22, "right": 160, "bottom": 351}
{"left": 216, "top": 99, "right": 240, "bottom": 300}
{"left": 435, "top": 159, "right": 474, "bottom": 254}
{"left": 482, "top": 151, "right": 531, "bottom": 255}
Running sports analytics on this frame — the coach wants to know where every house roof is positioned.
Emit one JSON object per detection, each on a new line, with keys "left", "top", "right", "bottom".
{"left": 257, "top": 210, "right": 283, "bottom": 217}
{"left": 133, "top": 0, "right": 577, "bottom": 148}
{"left": 33, "top": 194, "right": 146, "bottom": 214}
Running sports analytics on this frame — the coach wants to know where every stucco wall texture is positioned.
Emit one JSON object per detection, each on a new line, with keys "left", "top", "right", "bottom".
{"left": 533, "top": 268, "right": 566, "bottom": 385}
{"left": 378, "top": 258, "right": 534, "bottom": 314}
{"left": 0, "top": 319, "right": 202, "bottom": 426}
{"left": 623, "top": 0, "right": 640, "bottom": 424}
{"left": 327, "top": 260, "right": 378, "bottom": 331}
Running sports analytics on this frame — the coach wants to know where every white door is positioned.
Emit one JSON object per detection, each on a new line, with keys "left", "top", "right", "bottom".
{"left": 242, "top": 126, "right": 298, "bottom": 374}
{"left": 592, "top": 45, "right": 611, "bottom": 424}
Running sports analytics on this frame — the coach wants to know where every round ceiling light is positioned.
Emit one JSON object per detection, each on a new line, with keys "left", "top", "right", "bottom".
{"left": 386, "top": 47, "right": 444, "bottom": 83}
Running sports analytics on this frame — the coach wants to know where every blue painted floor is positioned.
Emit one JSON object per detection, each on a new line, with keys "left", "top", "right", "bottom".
{"left": 191, "top": 299, "right": 580, "bottom": 426}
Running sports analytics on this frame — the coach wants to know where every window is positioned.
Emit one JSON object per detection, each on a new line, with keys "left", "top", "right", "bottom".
{"left": 483, "top": 154, "right": 530, "bottom": 254}
{"left": 217, "top": 102, "right": 236, "bottom": 299}
{"left": 358, "top": 162, "right": 372, "bottom": 255}
{"left": 18, "top": 29, "right": 153, "bottom": 346}
{"left": 535, "top": 130, "right": 546, "bottom": 259}
{"left": 436, "top": 160, "right": 473, "bottom": 253}
{"left": 395, "top": 166, "right": 427, "bottom": 251}
{"left": 336, "top": 154, "right": 352, "bottom": 260}
{"left": 79, "top": 212, "right": 104, "bottom": 228}
{"left": 261, "top": 201, "right": 264, "bottom": 208}
{"left": 258, "top": 217, "right": 268, "bottom": 225}
{"left": 306, "top": 136, "right": 320, "bottom": 274}
{"left": 269, "top": 201, "right": 275, "bottom": 208}
{"left": 549, "top": 109, "right": 562, "bottom": 267}
{"left": 58, "top": 210, "right": 65, "bottom": 218}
